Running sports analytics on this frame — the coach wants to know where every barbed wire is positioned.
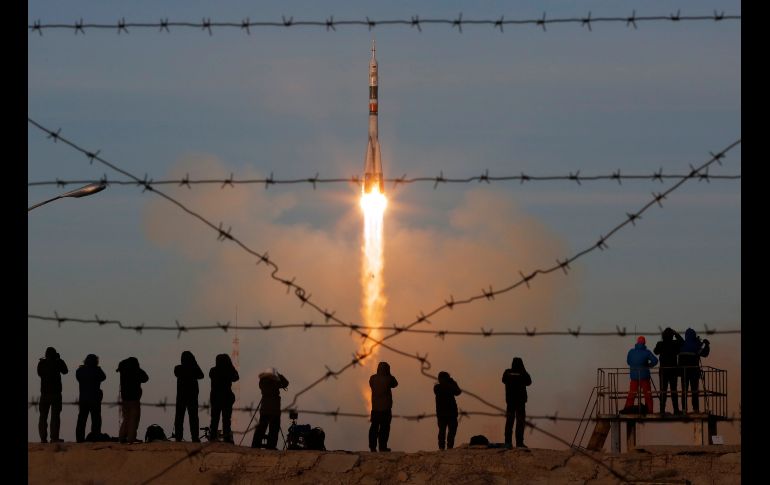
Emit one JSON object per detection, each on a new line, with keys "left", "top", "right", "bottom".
{"left": 26, "top": 171, "right": 742, "bottom": 191}
{"left": 27, "top": 313, "right": 741, "bottom": 339}
{"left": 26, "top": 399, "right": 743, "bottom": 424}
{"left": 27, "top": 118, "right": 740, "bottom": 423}
{"left": 27, "top": 117, "right": 440, "bottom": 382}
{"left": 31, "top": 397, "right": 739, "bottom": 483}
{"left": 28, "top": 11, "right": 740, "bottom": 36}
{"left": 284, "top": 138, "right": 740, "bottom": 411}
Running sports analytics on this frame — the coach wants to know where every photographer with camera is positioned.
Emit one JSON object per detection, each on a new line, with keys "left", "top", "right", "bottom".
{"left": 209, "top": 354, "right": 239, "bottom": 443}
{"left": 75, "top": 354, "right": 106, "bottom": 442}
{"left": 37, "top": 347, "right": 68, "bottom": 443}
{"left": 621, "top": 336, "right": 658, "bottom": 415}
{"left": 678, "top": 328, "right": 711, "bottom": 413}
{"left": 369, "top": 361, "right": 398, "bottom": 452}
{"left": 434, "top": 371, "right": 462, "bottom": 450}
{"left": 251, "top": 368, "right": 289, "bottom": 450}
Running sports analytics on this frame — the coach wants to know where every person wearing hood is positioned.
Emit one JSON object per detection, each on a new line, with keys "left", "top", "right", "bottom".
{"left": 622, "top": 336, "right": 658, "bottom": 414}
{"left": 678, "top": 328, "right": 710, "bottom": 413}
{"left": 209, "top": 354, "right": 239, "bottom": 443}
{"left": 369, "top": 361, "right": 398, "bottom": 452}
{"left": 434, "top": 371, "right": 462, "bottom": 450}
{"left": 174, "top": 351, "right": 204, "bottom": 442}
{"left": 251, "top": 367, "right": 289, "bottom": 449}
{"left": 502, "top": 357, "right": 532, "bottom": 448}
{"left": 75, "top": 354, "right": 106, "bottom": 442}
{"left": 653, "top": 328, "right": 684, "bottom": 415}
{"left": 116, "top": 357, "right": 149, "bottom": 443}
{"left": 37, "top": 346, "right": 68, "bottom": 443}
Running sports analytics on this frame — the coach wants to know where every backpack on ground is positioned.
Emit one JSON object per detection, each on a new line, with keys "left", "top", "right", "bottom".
{"left": 306, "top": 427, "right": 326, "bottom": 451}
{"left": 469, "top": 435, "right": 490, "bottom": 447}
{"left": 144, "top": 424, "right": 169, "bottom": 442}
{"left": 86, "top": 431, "right": 113, "bottom": 442}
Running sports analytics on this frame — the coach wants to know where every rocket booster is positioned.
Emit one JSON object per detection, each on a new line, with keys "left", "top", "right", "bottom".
{"left": 363, "top": 40, "right": 384, "bottom": 194}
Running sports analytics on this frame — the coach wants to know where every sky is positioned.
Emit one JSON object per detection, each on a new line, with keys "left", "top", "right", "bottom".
{"left": 28, "top": 1, "right": 740, "bottom": 452}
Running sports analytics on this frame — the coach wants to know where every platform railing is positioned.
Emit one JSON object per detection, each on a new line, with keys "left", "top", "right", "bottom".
{"left": 596, "top": 366, "right": 727, "bottom": 418}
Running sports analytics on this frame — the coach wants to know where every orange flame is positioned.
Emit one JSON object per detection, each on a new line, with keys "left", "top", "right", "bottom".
{"left": 359, "top": 190, "right": 387, "bottom": 410}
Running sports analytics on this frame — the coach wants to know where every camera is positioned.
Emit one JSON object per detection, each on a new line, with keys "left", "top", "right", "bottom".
{"left": 285, "top": 410, "right": 326, "bottom": 451}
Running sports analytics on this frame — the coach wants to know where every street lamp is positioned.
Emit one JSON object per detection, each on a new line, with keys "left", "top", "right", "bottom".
{"left": 28, "top": 182, "right": 107, "bottom": 212}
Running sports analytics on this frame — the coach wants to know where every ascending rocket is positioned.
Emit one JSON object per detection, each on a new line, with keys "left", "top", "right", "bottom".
{"left": 363, "top": 40, "right": 384, "bottom": 194}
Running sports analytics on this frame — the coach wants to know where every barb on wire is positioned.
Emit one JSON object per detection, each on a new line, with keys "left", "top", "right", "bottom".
{"left": 27, "top": 313, "right": 741, "bottom": 338}
{"left": 27, "top": 172, "right": 741, "bottom": 190}
{"left": 284, "top": 139, "right": 740, "bottom": 415}
{"left": 27, "top": 117, "right": 428, "bottom": 385}
{"left": 28, "top": 118, "right": 739, "bottom": 477}
{"left": 28, "top": 12, "right": 740, "bottom": 34}
{"left": 30, "top": 399, "right": 743, "bottom": 424}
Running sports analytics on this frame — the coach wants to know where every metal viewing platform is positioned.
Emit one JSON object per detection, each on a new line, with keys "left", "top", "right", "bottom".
{"left": 573, "top": 366, "right": 729, "bottom": 453}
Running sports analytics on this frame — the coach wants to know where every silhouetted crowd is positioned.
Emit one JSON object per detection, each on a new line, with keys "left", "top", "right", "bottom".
{"left": 35, "top": 327, "right": 711, "bottom": 449}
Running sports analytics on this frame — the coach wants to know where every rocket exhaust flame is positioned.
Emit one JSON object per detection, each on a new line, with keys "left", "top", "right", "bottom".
{"left": 359, "top": 40, "right": 387, "bottom": 410}
{"left": 360, "top": 191, "right": 387, "bottom": 410}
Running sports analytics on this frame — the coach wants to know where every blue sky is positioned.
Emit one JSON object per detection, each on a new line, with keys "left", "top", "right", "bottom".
{"left": 29, "top": 1, "right": 740, "bottom": 451}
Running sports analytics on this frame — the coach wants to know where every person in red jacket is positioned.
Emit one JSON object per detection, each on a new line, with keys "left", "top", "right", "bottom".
{"left": 621, "top": 336, "right": 658, "bottom": 414}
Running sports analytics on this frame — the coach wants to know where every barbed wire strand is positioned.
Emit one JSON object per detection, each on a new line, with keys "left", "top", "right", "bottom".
{"left": 27, "top": 116, "right": 434, "bottom": 382}
{"left": 27, "top": 313, "right": 741, "bottom": 339}
{"left": 26, "top": 399, "right": 743, "bottom": 424}
{"left": 28, "top": 11, "right": 740, "bottom": 36}
{"left": 27, "top": 118, "right": 739, "bottom": 479}
{"left": 27, "top": 116, "right": 739, "bottom": 431}
{"left": 284, "top": 139, "right": 740, "bottom": 411}
{"left": 27, "top": 171, "right": 741, "bottom": 191}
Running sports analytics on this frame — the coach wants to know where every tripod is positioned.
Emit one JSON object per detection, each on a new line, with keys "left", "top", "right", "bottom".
{"left": 238, "top": 398, "right": 262, "bottom": 446}
{"left": 241, "top": 401, "right": 288, "bottom": 449}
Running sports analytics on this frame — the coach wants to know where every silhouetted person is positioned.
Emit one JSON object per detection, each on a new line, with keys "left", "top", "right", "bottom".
{"left": 116, "top": 357, "right": 149, "bottom": 443}
{"left": 37, "top": 347, "right": 68, "bottom": 443}
{"left": 251, "top": 368, "right": 289, "bottom": 449}
{"left": 209, "top": 354, "right": 239, "bottom": 443}
{"left": 75, "top": 354, "right": 106, "bottom": 442}
{"left": 502, "top": 357, "right": 532, "bottom": 448}
{"left": 622, "top": 336, "right": 658, "bottom": 414}
{"left": 653, "top": 328, "right": 684, "bottom": 415}
{"left": 174, "top": 351, "right": 204, "bottom": 442}
{"left": 369, "top": 361, "right": 398, "bottom": 452}
{"left": 678, "top": 328, "right": 710, "bottom": 413}
{"left": 434, "top": 371, "right": 462, "bottom": 450}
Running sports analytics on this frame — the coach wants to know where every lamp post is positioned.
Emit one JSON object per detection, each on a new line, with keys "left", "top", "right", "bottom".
{"left": 28, "top": 182, "right": 107, "bottom": 212}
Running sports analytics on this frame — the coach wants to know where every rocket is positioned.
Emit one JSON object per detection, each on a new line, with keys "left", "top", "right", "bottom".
{"left": 363, "top": 40, "right": 384, "bottom": 194}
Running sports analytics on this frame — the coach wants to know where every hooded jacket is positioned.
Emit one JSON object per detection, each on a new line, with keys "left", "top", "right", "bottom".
{"left": 258, "top": 370, "right": 289, "bottom": 413}
{"left": 653, "top": 328, "right": 684, "bottom": 369}
{"left": 174, "top": 351, "right": 204, "bottom": 401}
{"left": 678, "top": 328, "right": 710, "bottom": 368}
{"left": 502, "top": 358, "right": 532, "bottom": 408}
{"left": 37, "top": 348, "right": 68, "bottom": 395}
{"left": 209, "top": 354, "right": 239, "bottom": 405}
{"left": 627, "top": 343, "right": 658, "bottom": 380}
{"left": 76, "top": 354, "right": 106, "bottom": 402}
{"left": 117, "top": 357, "right": 149, "bottom": 401}
{"left": 369, "top": 362, "right": 398, "bottom": 412}
{"left": 434, "top": 372, "right": 462, "bottom": 417}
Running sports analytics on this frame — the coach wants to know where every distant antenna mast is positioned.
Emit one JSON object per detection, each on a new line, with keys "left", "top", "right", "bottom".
{"left": 231, "top": 305, "right": 240, "bottom": 428}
